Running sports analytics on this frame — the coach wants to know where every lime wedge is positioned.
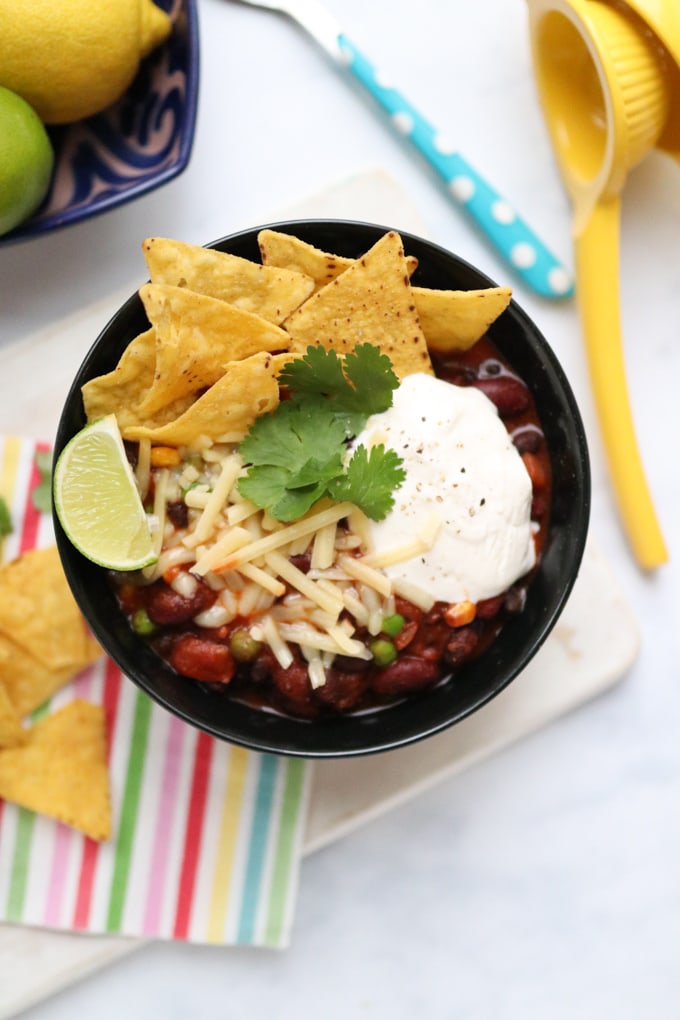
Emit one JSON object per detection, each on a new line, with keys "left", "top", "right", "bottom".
{"left": 53, "top": 414, "right": 157, "bottom": 571}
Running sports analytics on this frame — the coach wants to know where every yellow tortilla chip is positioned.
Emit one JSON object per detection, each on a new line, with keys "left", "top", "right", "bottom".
{"left": 142, "top": 237, "right": 315, "bottom": 323}
{"left": 123, "top": 352, "right": 293, "bottom": 447}
{"left": 82, "top": 327, "right": 155, "bottom": 423}
{"left": 137, "top": 283, "right": 291, "bottom": 416}
{"left": 258, "top": 228, "right": 418, "bottom": 291}
{"left": 81, "top": 329, "right": 194, "bottom": 431}
{"left": 0, "top": 546, "right": 102, "bottom": 673}
{"left": 414, "top": 285, "right": 513, "bottom": 351}
{"left": 283, "top": 231, "right": 433, "bottom": 379}
{"left": 258, "top": 229, "right": 508, "bottom": 351}
{"left": 0, "top": 680, "right": 25, "bottom": 747}
{"left": 0, "top": 700, "right": 111, "bottom": 841}
{"left": 0, "top": 633, "right": 94, "bottom": 719}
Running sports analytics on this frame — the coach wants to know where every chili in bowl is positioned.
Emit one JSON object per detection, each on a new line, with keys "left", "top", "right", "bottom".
{"left": 53, "top": 220, "right": 590, "bottom": 758}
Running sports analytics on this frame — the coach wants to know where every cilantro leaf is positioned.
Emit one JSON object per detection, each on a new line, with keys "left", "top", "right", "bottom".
{"left": 237, "top": 344, "right": 405, "bottom": 522}
{"left": 278, "top": 345, "right": 350, "bottom": 401}
{"left": 328, "top": 444, "right": 406, "bottom": 521}
{"left": 0, "top": 496, "right": 12, "bottom": 540}
{"left": 239, "top": 401, "right": 346, "bottom": 470}
{"left": 31, "top": 449, "right": 53, "bottom": 514}
{"left": 280, "top": 344, "right": 400, "bottom": 437}
{"left": 342, "top": 344, "right": 401, "bottom": 415}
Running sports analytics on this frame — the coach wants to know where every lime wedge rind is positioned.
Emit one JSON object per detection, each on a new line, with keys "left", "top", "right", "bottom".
{"left": 54, "top": 414, "right": 157, "bottom": 571}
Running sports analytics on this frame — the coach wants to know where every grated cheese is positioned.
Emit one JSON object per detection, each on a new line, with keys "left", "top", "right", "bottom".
{"left": 362, "top": 512, "right": 443, "bottom": 569}
{"left": 265, "top": 550, "right": 344, "bottom": 619}
{"left": 183, "top": 454, "right": 244, "bottom": 549}
{"left": 192, "top": 525, "right": 258, "bottom": 575}
{"left": 391, "top": 577, "right": 435, "bottom": 612}
{"left": 211, "top": 502, "right": 355, "bottom": 573}
{"left": 277, "top": 622, "right": 371, "bottom": 659}
{"left": 305, "top": 653, "right": 327, "bottom": 690}
{"left": 237, "top": 562, "right": 286, "bottom": 597}
{"left": 135, "top": 438, "right": 151, "bottom": 501}
{"left": 259, "top": 615, "right": 293, "bottom": 669}
{"left": 337, "top": 554, "right": 392, "bottom": 597}
{"left": 311, "top": 521, "right": 337, "bottom": 570}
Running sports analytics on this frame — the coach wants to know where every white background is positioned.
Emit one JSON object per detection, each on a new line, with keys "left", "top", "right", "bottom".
{"left": 1, "top": 0, "right": 679, "bottom": 1016}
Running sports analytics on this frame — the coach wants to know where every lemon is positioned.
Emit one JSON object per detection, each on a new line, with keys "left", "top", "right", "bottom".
{"left": 54, "top": 414, "right": 157, "bottom": 571}
{"left": 0, "top": 86, "right": 54, "bottom": 236}
{"left": 0, "top": 0, "right": 172, "bottom": 125}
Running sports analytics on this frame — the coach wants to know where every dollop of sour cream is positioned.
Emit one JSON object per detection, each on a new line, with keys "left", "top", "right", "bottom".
{"left": 353, "top": 373, "right": 536, "bottom": 604}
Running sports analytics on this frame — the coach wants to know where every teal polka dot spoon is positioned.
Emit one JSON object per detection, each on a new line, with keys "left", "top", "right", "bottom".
{"left": 227, "top": 0, "right": 574, "bottom": 299}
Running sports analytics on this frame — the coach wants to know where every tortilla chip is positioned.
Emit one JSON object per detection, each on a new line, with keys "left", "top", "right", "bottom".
{"left": 258, "top": 229, "right": 509, "bottom": 351}
{"left": 282, "top": 231, "right": 433, "bottom": 379}
{"left": 0, "top": 633, "right": 92, "bottom": 719}
{"left": 142, "top": 237, "right": 315, "bottom": 323}
{"left": 137, "top": 284, "right": 291, "bottom": 416}
{"left": 414, "top": 285, "right": 513, "bottom": 351}
{"left": 0, "top": 547, "right": 102, "bottom": 673}
{"left": 0, "top": 700, "right": 111, "bottom": 841}
{"left": 123, "top": 352, "right": 293, "bottom": 447}
{"left": 257, "top": 228, "right": 418, "bottom": 291}
{"left": 0, "top": 680, "right": 25, "bottom": 747}
{"left": 81, "top": 329, "right": 195, "bottom": 431}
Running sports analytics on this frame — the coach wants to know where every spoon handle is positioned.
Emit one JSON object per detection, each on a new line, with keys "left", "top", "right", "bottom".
{"left": 336, "top": 35, "right": 573, "bottom": 300}
{"left": 576, "top": 198, "right": 667, "bottom": 569}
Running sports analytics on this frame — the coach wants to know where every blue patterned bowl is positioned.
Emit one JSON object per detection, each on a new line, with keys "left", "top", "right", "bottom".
{"left": 0, "top": 0, "right": 199, "bottom": 246}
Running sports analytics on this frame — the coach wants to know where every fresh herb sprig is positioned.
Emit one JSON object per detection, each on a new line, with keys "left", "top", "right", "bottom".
{"left": 238, "top": 344, "right": 405, "bottom": 522}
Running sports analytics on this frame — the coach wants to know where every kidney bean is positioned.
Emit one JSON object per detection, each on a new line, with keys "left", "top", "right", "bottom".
{"left": 476, "top": 595, "right": 505, "bottom": 620}
{"left": 315, "top": 668, "right": 366, "bottom": 712}
{"left": 371, "top": 656, "right": 439, "bottom": 697}
{"left": 445, "top": 626, "right": 480, "bottom": 665}
{"left": 166, "top": 500, "right": 189, "bottom": 529}
{"left": 270, "top": 658, "right": 316, "bottom": 714}
{"left": 333, "top": 654, "right": 370, "bottom": 673}
{"left": 171, "top": 634, "right": 235, "bottom": 684}
{"left": 289, "top": 553, "right": 311, "bottom": 574}
{"left": 146, "top": 578, "right": 216, "bottom": 626}
{"left": 512, "top": 425, "right": 543, "bottom": 454}
{"left": 408, "top": 619, "right": 450, "bottom": 662}
{"left": 472, "top": 376, "right": 529, "bottom": 416}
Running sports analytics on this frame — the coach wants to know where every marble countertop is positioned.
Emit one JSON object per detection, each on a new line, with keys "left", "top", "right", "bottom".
{"left": 1, "top": 0, "right": 678, "bottom": 1016}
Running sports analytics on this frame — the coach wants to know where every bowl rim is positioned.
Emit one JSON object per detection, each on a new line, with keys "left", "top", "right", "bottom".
{"left": 53, "top": 218, "right": 591, "bottom": 758}
{"left": 0, "top": 0, "right": 200, "bottom": 246}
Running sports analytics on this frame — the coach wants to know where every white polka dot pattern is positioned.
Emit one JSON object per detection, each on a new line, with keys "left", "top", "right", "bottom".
{"left": 336, "top": 33, "right": 574, "bottom": 299}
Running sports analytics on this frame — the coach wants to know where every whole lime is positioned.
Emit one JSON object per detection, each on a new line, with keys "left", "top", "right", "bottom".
{"left": 0, "top": 86, "right": 54, "bottom": 236}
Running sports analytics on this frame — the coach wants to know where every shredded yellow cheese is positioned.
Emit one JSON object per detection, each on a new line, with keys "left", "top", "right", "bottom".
{"left": 183, "top": 454, "right": 244, "bottom": 549}
{"left": 266, "top": 550, "right": 344, "bottom": 618}
{"left": 210, "top": 502, "right": 355, "bottom": 573}
{"left": 337, "top": 553, "right": 392, "bottom": 597}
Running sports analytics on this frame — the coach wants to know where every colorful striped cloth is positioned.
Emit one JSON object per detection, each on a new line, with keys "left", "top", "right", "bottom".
{"left": 0, "top": 437, "right": 312, "bottom": 947}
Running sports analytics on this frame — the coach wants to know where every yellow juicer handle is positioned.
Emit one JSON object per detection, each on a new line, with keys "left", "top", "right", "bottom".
{"left": 575, "top": 197, "right": 668, "bottom": 568}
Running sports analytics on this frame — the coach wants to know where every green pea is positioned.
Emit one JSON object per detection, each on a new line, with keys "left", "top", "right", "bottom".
{"left": 381, "top": 613, "right": 405, "bottom": 637}
{"left": 132, "top": 607, "right": 156, "bottom": 636}
{"left": 229, "top": 628, "right": 263, "bottom": 662}
{"left": 370, "top": 638, "right": 397, "bottom": 667}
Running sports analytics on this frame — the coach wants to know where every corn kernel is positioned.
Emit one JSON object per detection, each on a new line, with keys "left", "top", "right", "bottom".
{"left": 444, "top": 600, "right": 476, "bottom": 628}
{"left": 150, "top": 445, "right": 181, "bottom": 468}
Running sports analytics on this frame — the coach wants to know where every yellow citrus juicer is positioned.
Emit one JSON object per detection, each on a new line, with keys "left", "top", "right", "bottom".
{"left": 526, "top": 0, "right": 680, "bottom": 569}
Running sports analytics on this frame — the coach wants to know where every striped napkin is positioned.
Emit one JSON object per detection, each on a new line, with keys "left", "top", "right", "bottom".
{"left": 0, "top": 436, "right": 312, "bottom": 947}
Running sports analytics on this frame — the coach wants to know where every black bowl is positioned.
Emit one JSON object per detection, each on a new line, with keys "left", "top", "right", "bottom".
{"left": 53, "top": 220, "right": 590, "bottom": 758}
